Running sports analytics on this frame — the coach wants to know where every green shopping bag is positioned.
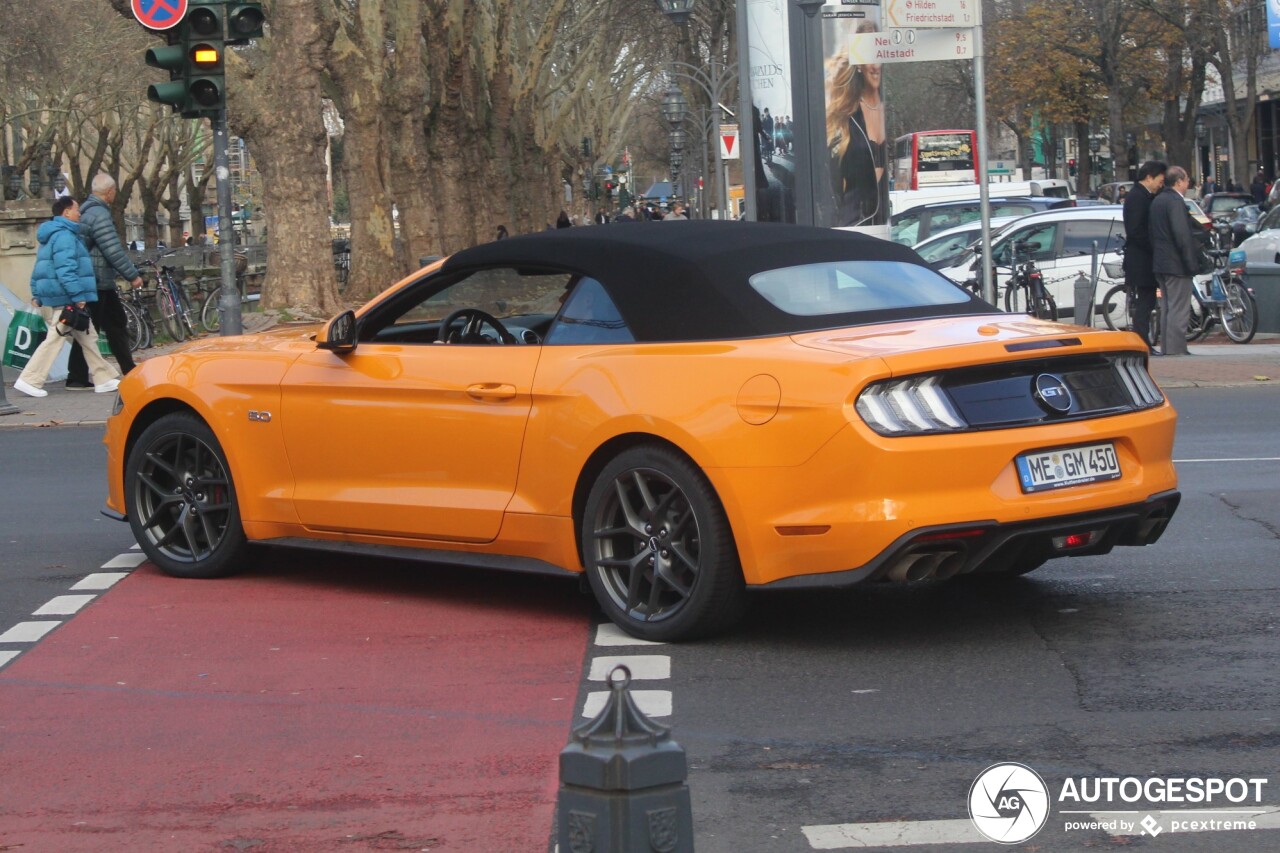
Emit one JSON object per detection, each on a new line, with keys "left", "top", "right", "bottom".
{"left": 3, "top": 309, "right": 48, "bottom": 369}
{"left": 97, "top": 331, "right": 112, "bottom": 358}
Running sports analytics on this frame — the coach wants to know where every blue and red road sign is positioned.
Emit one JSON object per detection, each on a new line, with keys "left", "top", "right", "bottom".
{"left": 131, "top": 0, "right": 188, "bottom": 31}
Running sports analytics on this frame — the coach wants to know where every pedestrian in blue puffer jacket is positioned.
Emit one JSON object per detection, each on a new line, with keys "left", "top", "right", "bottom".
{"left": 13, "top": 197, "right": 121, "bottom": 397}
{"left": 65, "top": 173, "right": 143, "bottom": 388}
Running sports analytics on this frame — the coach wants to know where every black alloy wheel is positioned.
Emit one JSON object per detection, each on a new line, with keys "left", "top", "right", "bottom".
{"left": 125, "top": 413, "right": 247, "bottom": 578}
{"left": 582, "top": 445, "right": 746, "bottom": 642}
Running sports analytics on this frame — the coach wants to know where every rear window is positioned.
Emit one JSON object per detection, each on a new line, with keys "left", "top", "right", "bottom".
{"left": 749, "top": 261, "right": 970, "bottom": 316}
{"left": 1208, "top": 197, "right": 1249, "bottom": 215}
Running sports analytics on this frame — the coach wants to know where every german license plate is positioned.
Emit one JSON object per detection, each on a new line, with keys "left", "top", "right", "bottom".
{"left": 1015, "top": 442, "right": 1121, "bottom": 493}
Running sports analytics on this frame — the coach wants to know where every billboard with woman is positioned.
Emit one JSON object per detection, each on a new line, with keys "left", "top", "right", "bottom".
{"left": 823, "top": 3, "right": 890, "bottom": 231}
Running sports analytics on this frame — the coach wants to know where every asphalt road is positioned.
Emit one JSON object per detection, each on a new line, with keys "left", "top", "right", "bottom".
{"left": 0, "top": 386, "right": 1277, "bottom": 851}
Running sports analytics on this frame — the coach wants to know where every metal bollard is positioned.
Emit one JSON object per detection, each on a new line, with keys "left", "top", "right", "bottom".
{"left": 0, "top": 362, "right": 19, "bottom": 416}
{"left": 1073, "top": 271, "right": 1093, "bottom": 326}
{"left": 558, "top": 665, "right": 694, "bottom": 853}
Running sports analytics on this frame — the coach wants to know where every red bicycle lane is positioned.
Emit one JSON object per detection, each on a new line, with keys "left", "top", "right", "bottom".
{"left": 0, "top": 554, "right": 592, "bottom": 852}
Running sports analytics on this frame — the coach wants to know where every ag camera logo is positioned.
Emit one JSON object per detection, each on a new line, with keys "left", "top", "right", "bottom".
{"left": 969, "top": 762, "right": 1050, "bottom": 844}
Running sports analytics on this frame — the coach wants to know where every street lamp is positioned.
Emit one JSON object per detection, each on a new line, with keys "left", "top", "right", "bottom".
{"left": 655, "top": 0, "right": 737, "bottom": 219}
{"left": 662, "top": 86, "right": 688, "bottom": 127}
{"left": 669, "top": 128, "right": 687, "bottom": 151}
{"left": 653, "top": 0, "right": 695, "bottom": 25}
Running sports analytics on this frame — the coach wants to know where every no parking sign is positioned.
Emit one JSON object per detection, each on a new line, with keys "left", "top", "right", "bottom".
{"left": 131, "top": 0, "right": 188, "bottom": 31}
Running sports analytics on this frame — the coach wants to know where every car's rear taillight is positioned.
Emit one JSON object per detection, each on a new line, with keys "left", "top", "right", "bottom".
{"left": 856, "top": 376, "right": 968, "bottom": 435}
{"left": 1113, "top": 354, "right": 1164, "bottom": 408}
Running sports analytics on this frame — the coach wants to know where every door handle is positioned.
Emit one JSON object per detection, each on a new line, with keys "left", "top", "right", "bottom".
{"left": 466, "top": 383, "right": 518, "bottom": 401}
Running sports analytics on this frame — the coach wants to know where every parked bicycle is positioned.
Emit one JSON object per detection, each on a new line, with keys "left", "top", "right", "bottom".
{"left": 1001, "top": 238, "right": 1058, "bottom": 320}
{"left": 1102, "top": 229, "right": 1258, "bottom": 345}
{"left": 119, "top": 283, "right": 156, "bottom": 351}
{"left": 141, "top": 254, "right": 197, "bottom": 342}
{"left": 1097, "top": 249, "right": 1157, "bottom": 345}
{"left": 200, "top": 252, "right": 253, "bottom": 333}
{"left": 1183, "top": 245, "right": 1259, "bottom": 344}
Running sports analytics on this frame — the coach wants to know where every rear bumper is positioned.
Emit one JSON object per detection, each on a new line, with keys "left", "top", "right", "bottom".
{"left": 762, "top": 489, "right": 1180, "bottom": 589}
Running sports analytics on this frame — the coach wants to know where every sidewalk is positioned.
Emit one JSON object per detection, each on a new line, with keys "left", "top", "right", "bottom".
{"left": 3, "top": 330, "right": 1277, "bottom": 429}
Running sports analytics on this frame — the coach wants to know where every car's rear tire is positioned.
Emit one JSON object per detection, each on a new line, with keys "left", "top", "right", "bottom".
{"left": 125, "top": 412, "right": 247, "bottom": 579}
{"left": 581, "top": 445, "right": 747, "bottom": 641}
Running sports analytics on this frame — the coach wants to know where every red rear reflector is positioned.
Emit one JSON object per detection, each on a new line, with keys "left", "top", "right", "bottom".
{"left": 914, "top": 528, "right": 987, "bottom": 542}
{"left": 775, "top": 525, "right": 831, "bottom": 536}
{"left": 1064, "top": 533, "right": 1091, "bottom": 548}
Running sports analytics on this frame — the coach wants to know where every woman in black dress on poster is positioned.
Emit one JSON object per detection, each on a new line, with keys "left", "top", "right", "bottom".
{"left": 827, "top": 23, "right": 888, "bottom": 227}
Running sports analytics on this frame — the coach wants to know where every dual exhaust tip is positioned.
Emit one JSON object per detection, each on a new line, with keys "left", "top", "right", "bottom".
{"left": 885, "top": 548, "right": 967, "bottom": 583}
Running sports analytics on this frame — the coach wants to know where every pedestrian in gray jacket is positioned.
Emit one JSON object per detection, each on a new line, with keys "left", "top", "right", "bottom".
{"left": 1148, "top": 166, "right": 1199, "bottom": 356}
{"left": 65, "top": 173, "right": 143, "bottom": 387}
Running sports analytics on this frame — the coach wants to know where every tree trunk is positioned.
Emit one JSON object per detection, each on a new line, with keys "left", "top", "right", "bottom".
{"left": 165, "top": 171, "right": 185, "bottom": 247}
{"left": 328, "top": 0, "right": 401, "bottom": 299}
{"left": 228, "top": 0, "right": 341, "bottom": 316}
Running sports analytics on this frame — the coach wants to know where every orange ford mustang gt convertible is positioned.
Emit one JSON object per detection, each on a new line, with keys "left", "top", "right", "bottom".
{"left": 103, "top": 221, "right": 1179, "bottom": 641}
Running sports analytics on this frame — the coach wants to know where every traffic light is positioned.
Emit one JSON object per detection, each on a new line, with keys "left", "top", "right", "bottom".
{"left": 184, "top": 2, "right": 225, "bottom": 116}
{"left": 226, "top": 2, "right": 266, "bottom": 45}
{"left": 1068, "top": 158, "right": 1077, "bottom": 177}
{"left": 145, "top": 1, "right": 226, "bottom": 118}
{"left": 605, "top": 180, "right": 614, "bottom": 198}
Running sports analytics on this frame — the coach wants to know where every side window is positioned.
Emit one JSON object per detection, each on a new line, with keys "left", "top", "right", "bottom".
{"left": 1262, "top": 206, "right": 1280, "bottom": 232}
{"left": 1060, "top": 220, "right": 1124, "bottom": 258}
{"left": 991, "top": 202, "right": 1035, "bottom": 218}
{"left": 544, "top": 277, "right": 634, "bottom": 345}
{"left": 891, "top": 210, "right": 923, "bottom": 245}
{"left": 365, "top": 267, "right": 571, "bottom": 343}
{"left": 996, "top": 224, "right": 1057, "bottom": 265}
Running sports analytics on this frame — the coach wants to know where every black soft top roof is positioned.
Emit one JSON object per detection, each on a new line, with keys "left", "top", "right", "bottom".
{"left": 443, "top": 221, "right": 985, "bottom": 341}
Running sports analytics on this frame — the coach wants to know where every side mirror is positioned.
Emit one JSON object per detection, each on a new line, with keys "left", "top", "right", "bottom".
{"left": 318, "top": 309, "right": 357, "bottom": 352}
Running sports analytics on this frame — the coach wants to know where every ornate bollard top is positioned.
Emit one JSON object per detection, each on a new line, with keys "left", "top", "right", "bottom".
{"left": 561, "top": 664, "right": 688, "bottom": 791}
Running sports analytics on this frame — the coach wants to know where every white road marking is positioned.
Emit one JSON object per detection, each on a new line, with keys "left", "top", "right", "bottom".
{"left": 588, "top": 655, "right": 671, "bottom": 681}
{"left": 1093, "top": 805, "right": 1280, "bottom": 835}
{"left": 0, "top": 622, "right": 61, "bottom": 643}
{"left": 102, "top": 552, "right": 147, "bottom": 569}
{"left": 582, "top": 689, "right": 672, "bottom": 718}
{"left": 0, "top": 651, "right": 20, "bottom": 669}
{"left": 71, "top": 572, "right": 130, "bottom": 591}
{"left": 594, "top": 622, "right": 665, "bottom": 646}
{"left": 32, "top": 595, "right": 95, "bottom": 616}
{"left": 802, "top": 818, "right": 986, "bottom": 848}
{"left": 1174, "top": 457, "right": 1280, "bottom": 463}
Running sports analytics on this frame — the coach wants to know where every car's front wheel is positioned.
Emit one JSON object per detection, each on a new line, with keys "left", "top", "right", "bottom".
{"left": 125, "top": 412, "right": 247, "bottom": 579}
{"left": 582, "top": 445, "right": 747, "bottom": 641}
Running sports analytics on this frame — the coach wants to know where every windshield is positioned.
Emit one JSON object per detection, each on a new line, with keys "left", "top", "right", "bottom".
{"left": 749, "top": 260, "right": 971, "bottom": 317}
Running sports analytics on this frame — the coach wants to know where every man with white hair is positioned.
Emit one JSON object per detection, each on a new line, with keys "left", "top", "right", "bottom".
{"left": 65, "top": 173, "right": 144, "bottom": 387}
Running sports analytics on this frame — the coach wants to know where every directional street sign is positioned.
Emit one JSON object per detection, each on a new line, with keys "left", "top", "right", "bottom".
{"left": 131, "top": 0, "right": 188, "bottom": 31}
{"left": 884, "top": 0, "right": 981, "bottom": 29}
{"left": 849, "top": 27, "right": 976, "bottom": 65}
{"left": 720, "top": 124, "right": 740, "bottom": 160}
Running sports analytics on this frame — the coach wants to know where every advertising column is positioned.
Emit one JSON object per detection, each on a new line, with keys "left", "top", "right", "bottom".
{"left": 821, "top": 2, "right": 890, "bottom": 233}
{"left": 745, "top": 0, "right": 797, "bottom": 223}
{"left": 745, "top": 1, "right": 890, "bottom": 235}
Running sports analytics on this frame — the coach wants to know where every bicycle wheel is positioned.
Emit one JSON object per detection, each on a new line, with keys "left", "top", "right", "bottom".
{"left": 1100, "top": 284, "right": 1132, "bottom": 331}
{"left": 201, "top": 286, "right": 223, "bottom": 333}
{"left": 1003, "top": 282, "right": 1024, "bottom": 314}
{"left": 157, "top": 285, "right": 187, "bottom": 342}
{"left": 1185, "top": 297, "right": 1209, "bottom": 342}
{"left": 122, "top": 300, "right": 145, "bottom": 350}
{"left": 1221, "top": 280, "right": 1258, "bottom": 344}
{"left": 1033, "top": 292, "right": 1058, "bottom": 321}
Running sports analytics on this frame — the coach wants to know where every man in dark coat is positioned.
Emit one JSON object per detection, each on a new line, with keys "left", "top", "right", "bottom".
{"left": 1121, "top": 160, "right": 1166, "bottom": 351}
{"left": 1149, "top": 166, "right": 1199, "bottom": 356}
{"left": 65, "top": 173, "right": 143, "bottom": 386}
